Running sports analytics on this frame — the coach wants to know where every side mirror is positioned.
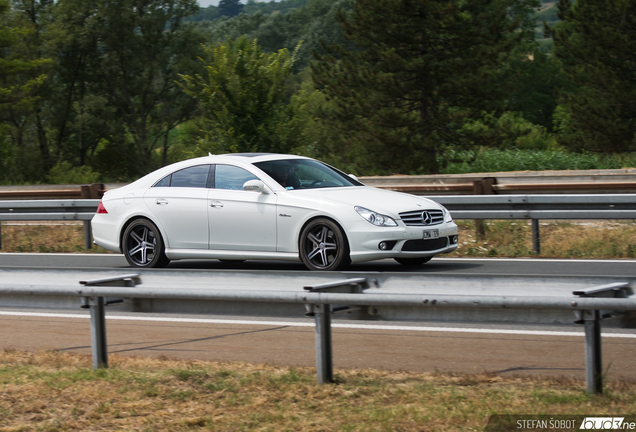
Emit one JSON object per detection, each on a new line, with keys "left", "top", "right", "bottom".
{"left": 243, "top": 179, "right": 268, "bottom": 194}
{"left": 348, "top": 174, "right": 359, "bottom": 181}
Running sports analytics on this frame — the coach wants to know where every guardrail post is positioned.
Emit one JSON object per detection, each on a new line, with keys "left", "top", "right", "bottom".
{"left": 473, "top": 178, "right": 497, "bottom": 237}
{"left": 572, "top": 282, "right": 631, "bottom": 395}
{"left": 83, "top": 296, "right": 108, "bottom": 369}
{"left": 314, "top": 304, "right": 333, "bottom": 384}
{"left": 582, "top": 310, "right": 603, "bottom": 395}
{"left": 79, "top": 274, "right": 140, "bottom": 370}
{"left": 84, "top": 221, "right": 92, "bottom": 250}
{"left": 532, "top": 219, "right": 540, "bottom": 254}
{"left": 304, "top": 278, "right": 370, "bottom": 385}
{"left": 80, "top": 185, "right": 103, "bottom": 250}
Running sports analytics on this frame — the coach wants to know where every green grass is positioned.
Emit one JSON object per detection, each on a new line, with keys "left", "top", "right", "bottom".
{"left": 441, "top": 148, "right": 636, "bottom": 174}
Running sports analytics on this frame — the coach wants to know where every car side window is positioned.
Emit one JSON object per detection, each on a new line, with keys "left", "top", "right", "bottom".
{"left": 154, "top": 165, "right": 211, "bottom": 188}
{"left": 154, "top": 175, "right": 171, "bottom": 187}
{"left": 215, "top": 165, "right": 258, "bottom": 190}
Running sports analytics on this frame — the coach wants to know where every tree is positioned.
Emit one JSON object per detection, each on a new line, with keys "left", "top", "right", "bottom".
{"left": 179, "top": 36, "right": 303, "bottom": 154}
{"left": 312, "top": 0, "right": 539, "bottom": 175}
{"left": 218, "top": 0, "right": 243, "bottom": 18}
{"left": 550, "top": 0, "right": 636, "bottom": 153}
{"left": 0, "top": 0, "right": 51, "bottom": 182}
{"left": 61, "top": 0, "right": 206, "bottom": 175}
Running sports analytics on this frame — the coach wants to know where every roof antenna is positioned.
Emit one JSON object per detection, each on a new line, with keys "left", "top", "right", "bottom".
{"left": 208, "top": 152, "right": 214, "bottom": 156}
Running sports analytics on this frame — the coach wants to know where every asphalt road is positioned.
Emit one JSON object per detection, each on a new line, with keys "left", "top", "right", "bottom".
{"left": 2, "top": 252, "right": 636, "bottom": 277}
{"left": 1, "top": 309, "right": 635, "bottom": 380}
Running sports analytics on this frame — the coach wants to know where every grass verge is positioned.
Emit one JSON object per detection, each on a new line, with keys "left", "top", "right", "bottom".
{"left": 1, "top": 350, "right": 635, "bottom": 432}
{"left": 0, "top": 223, "right": 110, "bottom": 254}
{"left": 1, "top": 220, "right": 636, "bottom": 259}
{"left": 449, "top": 220, "right": 636, "bottom": 259}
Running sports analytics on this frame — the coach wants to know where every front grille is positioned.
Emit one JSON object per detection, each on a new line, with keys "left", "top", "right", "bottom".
{"left": 399, "top": 209, "right": 444, "bottom": 226}
{"left": 401, "top": 237, "right": 449, "bottom": 251}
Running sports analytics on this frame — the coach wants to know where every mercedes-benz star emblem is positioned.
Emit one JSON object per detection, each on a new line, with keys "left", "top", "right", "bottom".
{"left": 421, "top": 211, "right": 432, "bottom": 225}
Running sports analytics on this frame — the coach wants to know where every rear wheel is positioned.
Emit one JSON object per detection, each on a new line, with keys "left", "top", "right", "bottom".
{"left": 123, "top": 219, "right": 170, "bottom": 268}
{"left": 394, "top": 257, "right": 432, "bottom": 266}
{"left": 299, "top": 218, "right": 350, "bottom": 271}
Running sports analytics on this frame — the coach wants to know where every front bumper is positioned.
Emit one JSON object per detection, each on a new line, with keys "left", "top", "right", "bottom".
{"left": 346, "top": 220, "right": 459, "bottom": 263}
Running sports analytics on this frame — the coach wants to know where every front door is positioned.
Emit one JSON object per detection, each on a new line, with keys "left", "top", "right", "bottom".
{"left": 208, "top": 164, "right": 277, "bottom": 251}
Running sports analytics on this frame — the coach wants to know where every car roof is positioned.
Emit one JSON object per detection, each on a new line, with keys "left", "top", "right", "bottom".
{"left": 130, "top": 153, "right": 312, "bottom": 189}
{"left": 214, "top": 153, "right": 310, "bottom": 163}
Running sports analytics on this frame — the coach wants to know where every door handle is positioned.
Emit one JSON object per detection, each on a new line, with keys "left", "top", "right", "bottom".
{"left": 210, "top": 200, "right": 224, "bottom": 208}
{"left": 155, "top": 199, "right": 168, "bottom": 205}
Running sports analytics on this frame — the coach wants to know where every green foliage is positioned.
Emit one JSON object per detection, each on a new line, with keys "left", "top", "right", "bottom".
{"left": 193, "top": 0, "right": 350, "bottom": 71}
{"left": 442, "top": 148, "right": 636, "bottom": 174}
{"left": 312, "top": 0, "right": 540, "bottom": 175}
{"left": 501, "top": 43, "right": 572, "bottom": 131}
{"left": 188, "top": 0, "right": 308, "bottom": 23}
{"left": 179, "top": 36, "right": 306, "bottom": 154}
{"left": 550, "top": 0, "right": 636, "bottom": 153}
{"left": 218, "top": 0, "right": 244, "bottom": 17}
{"left": 459, "top": 111, "right": 557, "bottom": 151}
{"left": 1, "top": 0, "right": 635, "bottom": 183}
{"left": 46, "top": 161, "right": 101, "bottom": 184}
{"left": 0, "top": 0, "right": 51, "bottom": 108}
{"left": 0, "top": 0, "right": 53, "bottom": 182}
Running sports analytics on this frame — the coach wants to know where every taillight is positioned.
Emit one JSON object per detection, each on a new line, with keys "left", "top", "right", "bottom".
{"left": 96, "top": 201, "right": 108, "bottom": 214}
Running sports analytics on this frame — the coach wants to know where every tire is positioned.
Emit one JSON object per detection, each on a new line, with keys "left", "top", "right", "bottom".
{"left": 122, "top": 219, "right": 170, "bottom": 268}
{"left": 299, "top": 218, "right": 350, "bottom": 271}
{"left": 394, "top": 257, "right": 432, "bottom": 266}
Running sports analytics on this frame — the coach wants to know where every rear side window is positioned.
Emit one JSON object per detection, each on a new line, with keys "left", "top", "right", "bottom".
{"left": 153, "top": 165, "right": 211, "bottom": 188}
{"left": 154, "top": 175, "right": 171, "bottom": 187}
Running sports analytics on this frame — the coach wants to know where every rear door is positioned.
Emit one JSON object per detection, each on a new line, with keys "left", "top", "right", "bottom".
{"left": 144, "top": 164, "right": 211, "bottom": 249}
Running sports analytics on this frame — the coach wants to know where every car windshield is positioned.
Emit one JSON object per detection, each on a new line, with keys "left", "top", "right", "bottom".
{"left": 253, "top": 159, "right": 362, "bottom": 190}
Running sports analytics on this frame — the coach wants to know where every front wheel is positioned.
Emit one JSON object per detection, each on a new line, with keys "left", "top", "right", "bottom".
{"left": 123, "top": 219, "right": 170, "bottom": 268}
{"left": 299, "top": 218, "right": 350, "bottom": 271}
{"left": 394, "top": 257, "right": 432, "bottom": 266}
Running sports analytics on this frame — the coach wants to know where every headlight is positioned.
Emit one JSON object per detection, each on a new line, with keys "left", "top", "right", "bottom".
{"left": 441, "top": 205, "right": 453, "bottom": 223}
{"left": 355, "top": 206, "right": 398, "bottom": 227}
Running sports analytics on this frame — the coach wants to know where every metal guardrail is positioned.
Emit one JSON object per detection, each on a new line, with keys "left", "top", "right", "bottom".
{"left": 1, "top": 274, "right": 634, "bottom": 394}
{"left": 0, "top": 199, "right": 100, "bottom": 250}
{"left": 1, "top": 195, "right": 635, "bottom": 253}
{"left": 433, "top": 194, "right": 636, "bottom": 254}
{"left": 0, "top": 199, "right": 99, "bottom": 221}
{"left": 359, "top": 169, "right": 636, "bottom": 195}
{"left": 2, "top": 169, "right": 636, "bottom": 200}
{"left": 434, "top": 194, "right": 636, "bottom": 219}
{"left": 0, "top": 183, "right": 112, "bottom": 200}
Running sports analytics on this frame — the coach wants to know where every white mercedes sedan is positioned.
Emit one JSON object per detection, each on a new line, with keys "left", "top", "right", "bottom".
{"left": 92, "top": 153, "right": 458, "bottom": 270}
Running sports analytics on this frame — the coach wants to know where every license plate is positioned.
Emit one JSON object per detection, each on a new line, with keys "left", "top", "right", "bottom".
{"left": 423, "top": 229, "right": 439, "bottom": 239}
